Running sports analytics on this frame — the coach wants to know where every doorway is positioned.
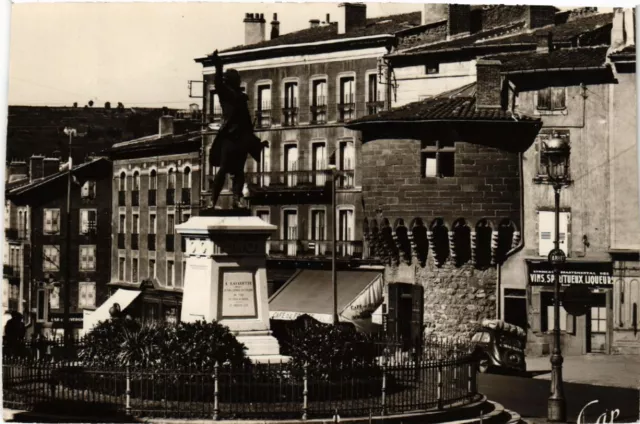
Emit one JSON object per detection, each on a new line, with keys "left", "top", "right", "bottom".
{"left": 504, "top": 289, "right": 528, "bottom": 331}
{"left": 587, "top": 293, "right": 607, "bottom": 353}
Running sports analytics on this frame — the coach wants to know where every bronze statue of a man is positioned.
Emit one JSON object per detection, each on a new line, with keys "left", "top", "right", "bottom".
{"left": 209, "top": 50, "right": 264, "bottom": 209}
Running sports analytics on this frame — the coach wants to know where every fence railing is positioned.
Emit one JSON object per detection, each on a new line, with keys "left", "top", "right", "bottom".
{"left": 3, "top": 353, "right": 478, "bottom": 420}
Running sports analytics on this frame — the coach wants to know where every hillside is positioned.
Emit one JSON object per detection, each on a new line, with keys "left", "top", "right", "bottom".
{"left": 5, "top": 106, "right": 199, "bottom": 163}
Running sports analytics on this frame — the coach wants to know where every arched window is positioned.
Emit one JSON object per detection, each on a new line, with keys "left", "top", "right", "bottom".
{"left": 168, "top": 168, "right": 176, "bottom": 189}
{"left": 452, "top": 218, "right": 471, "bottom": 267}
{"left": 182, "top": 167, "right": 191, "bottom": 189}
{"left": 119, "top": 172, "right": 126, "bottom": 191}
{"left": 475, "top": 219, "right": 493, "bottom": 269}
{"left": 133, "top": 171, "right": 140, "bottom": 191}
{"left": 149, "top": 169, "right": 157, "bottom": 190}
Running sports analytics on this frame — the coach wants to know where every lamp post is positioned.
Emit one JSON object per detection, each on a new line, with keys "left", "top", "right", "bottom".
{"left": 543, "top": 133, "right": 570, "bottom": 423}
{"left": 62, "top": 127, "right": 76, "bottom": 355}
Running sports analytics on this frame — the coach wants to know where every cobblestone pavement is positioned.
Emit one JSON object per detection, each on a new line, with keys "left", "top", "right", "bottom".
{"left": 526, "top": 354, "right": 640, "bottom": 389}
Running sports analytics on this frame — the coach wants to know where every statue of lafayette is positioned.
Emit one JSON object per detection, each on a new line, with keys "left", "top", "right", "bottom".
{"left": 209, "top": 50, "right": 264, "bottom": 210}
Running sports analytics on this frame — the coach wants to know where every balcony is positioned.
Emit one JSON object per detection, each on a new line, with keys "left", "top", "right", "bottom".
{"left": 166, "top": 234, "right": 175, "bottom": 252}
{"left": 266, "top": 240, "right": 363, "bottom": 260}
{"left": 117, "top": 233, "right": 125, "bottom": 249}
{"left": 148, "top": 234, "right": 156, "bottom": 251}
{"left": 181, "top": 188, "right": 191, "bottom": 205}
{"left": 310, "top": 98, "right": 327, "bottom": 125}
{"left": 131, "top": 233, "right": 139, "bottom": 250}
{"left": 132, "top": 190, "right": 140, "bottom": 207}
{"left": 255, "top": 107, "right": 272, "bottom": 129}
{"left": 282, "top": 107, "right": 298, "bottom": 127}
{"left": 366, "top": 101, "right": 385, "bottom": 115}
{"left": 148, "top": 189, "right": 157, "bottom": 207}
{"left": 118, "top": 191, "right": 126, "bottom": 207}
{"left": 166, "top": 189, "right": 176, "bottom": 206}
{"left": 338, "top": 103, "right": 356, "bottom": 123}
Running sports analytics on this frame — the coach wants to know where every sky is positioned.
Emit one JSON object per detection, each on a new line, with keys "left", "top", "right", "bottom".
{"left": 7, "top": 2, "right": 425, "bottom": 109}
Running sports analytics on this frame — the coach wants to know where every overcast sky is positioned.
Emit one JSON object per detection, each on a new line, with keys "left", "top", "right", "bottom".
{"left": 7, "top": 2, "right": 427, "bottom": 109}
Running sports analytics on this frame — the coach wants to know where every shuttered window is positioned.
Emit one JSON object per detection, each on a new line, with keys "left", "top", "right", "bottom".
{"left": 79, "top": 245, "right": 96, "bottom": 271}
{"left": 43, "top": 209, "right": 60, "bottom": 234}
{"left": 537, "top": 87, "right": 566, "bottom": 111}
{"left": 79, "top": 282, "right": 96, "bottom": 309}
{"left": 538, "top": 211, "right": 569, "bottom": 256}
{"left": 43, "top": 245, "right": 60, "bottom": 271}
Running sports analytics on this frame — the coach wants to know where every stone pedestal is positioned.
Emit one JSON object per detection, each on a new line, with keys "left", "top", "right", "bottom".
{"left": 176, "top": 215, "right": 288, "bottom": 363}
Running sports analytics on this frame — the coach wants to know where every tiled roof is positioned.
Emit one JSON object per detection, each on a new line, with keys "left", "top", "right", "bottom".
{"left": 484, "top": 46, "right": 609, "bottom": 73}
{"left": 609, "top": 44, "right": 636, "bottom": 60}
{"left": 393, "top": 12, "right": 612, "bottom": 56}
{"left": 110, "top": 131, "right": 200, "bottom": 151}
{"left": 219, "top": 12, "right": 421, "bottom": 54}
{"left": 346, "top": 82, "right": 539, "bottom": 127}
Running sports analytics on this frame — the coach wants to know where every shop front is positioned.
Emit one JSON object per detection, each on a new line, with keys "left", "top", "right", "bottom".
{"left": 525, "top": 259, "right": 614, "bottom": 356}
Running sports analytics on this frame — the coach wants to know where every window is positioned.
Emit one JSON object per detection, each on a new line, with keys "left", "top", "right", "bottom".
{"left": 538, "top": 211, "right": 570, "bottom": 256}
{"left": 338, "top": 208, "right": 355, "bottom": 256}
{"left": 80, "top": 209, "right": 97, "bottom": 234}
{"left": 149, "top": 259, "right": 156, "bottom": 279}
{"left": 36, "top": 289, "right": 48, "bottom": 322}
{"left": 425, "top": 62, "right": 439, "bottom": 75}
{"left": 49, "top": 286, "right": 60, "bottom": 309}
{"left": 167, "top": 260, "right": 175, "bottom": 287}
{"left": 79, "top": 245, "right": 96, "bottom": 271}
{"left": 43, "top": 209, "right": 60, "bottom": 234}
{"left": 367, "top": 74, "right": 383, "bottom": 114}
{"left": 283, "top": 81, "right": 299, "bottom": 126}
{"left": 591, "top": 306, "right": 607, "bottom": 333}
{"left": 149, "top": 169, "right": 157, "bottom": 190}
{"left": 420, "top": 140, "right": 455, "bottom": 178}
{"left": 133, "top": 214, "right": 140, "bottom": 234}
{"left": 209, "top": 91, "right": 222, "bottom": 123}
{"left": 149, "top": 213, "right": 157, "bottom": 234}
{"left": 537, "top": 87, "right": 566, "bottom": 111}
{"left": 283, "top": 210, "right": 298, "bottom": 256}
{"left": 119, "top": 172, "right": 126, "bottom": 191}
{"left": 257, "top": 84, "right": 272, "bottom": 128}
{"left": 182, "top": 167, "right": 191, "bottom": 189}
{"left": 119, "top": 213, "right": 126, "bottom": 233}
{"left": 256, "top": 142, "right": 271, "bottom": 187}
{"left": 43, "top": 245, "right": 60, "bottom": 271}
{"left": 78, "top": 282, "right": 96, "bottom": 309}
{"left": 133, "top": 171, "right": 140, "bottom": 191}
{"left": 81, "top": 180, "right": 96, "bottom": 199}
{"left": 118, "top": 257, "right": 125, "bottom": 281}
{"left": 312, "top": 142, "right": 327, "bottom": 186}
{"left": 311, "top": 210, "right": 326, "bottom": 241}
{"left": 132, "top": 258, "right": 139, "bottom": 283}
{"left": 338, "top": 76, "right": 355, "bottom": 122}
{"left": 311, "top": 78, "right": 328, "bottom": 124}
{"left": 167, "top": 214, "right": 175, "bottom": 234}
{"left": 168, "top": 168, "right": 176, "bottom": 189}
{"left": 542, "top": 293, "right": 571, "bottom": 332}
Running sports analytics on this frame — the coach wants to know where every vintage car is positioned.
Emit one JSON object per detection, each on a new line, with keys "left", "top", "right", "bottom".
{"left": 470, "top": 319, "right": 527, "bottom": 374}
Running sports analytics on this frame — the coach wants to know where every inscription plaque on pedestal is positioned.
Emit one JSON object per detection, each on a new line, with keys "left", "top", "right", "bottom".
{"left": 221, "top": 271, "right": 257, "bottom": 318}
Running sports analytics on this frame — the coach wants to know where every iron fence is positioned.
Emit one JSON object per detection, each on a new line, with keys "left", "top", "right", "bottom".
{"left": 3, "top": 352, "right": 478, "bottom": 420}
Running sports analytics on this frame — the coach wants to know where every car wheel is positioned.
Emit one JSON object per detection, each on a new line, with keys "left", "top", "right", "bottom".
{"left": 478, "top": 357, "right": 491, "bottom": 373}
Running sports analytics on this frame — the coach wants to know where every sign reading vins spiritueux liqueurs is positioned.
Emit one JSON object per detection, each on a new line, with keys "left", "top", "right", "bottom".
{"left": 221, "top": 271, "right": 257, "bottom": 318}
{"left": 526, "top": 260, "right": 613, "bottom": 287}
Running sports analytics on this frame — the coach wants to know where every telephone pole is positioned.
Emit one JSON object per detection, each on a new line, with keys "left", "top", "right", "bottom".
{"left": 63, "top": 127, "right": 76, "bottom": 354}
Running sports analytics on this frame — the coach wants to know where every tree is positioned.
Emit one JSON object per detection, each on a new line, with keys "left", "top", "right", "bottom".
{"left": 88, "top": 100, "right": 94, "bottom": 107}
{"left": 104, "top": 102, "right": 111, "bottom": 110}
{"left": 117, "top": 102, "right": 124, "bottom": 111}
{"left": 73, "top": 102, "right": 78, "bottom": 108}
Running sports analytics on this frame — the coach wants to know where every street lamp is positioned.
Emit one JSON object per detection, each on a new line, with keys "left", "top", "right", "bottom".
{"left": 62, "top": 127, "right": 76, "bottom": 355}
{"left": 543, "top": 133, "right": 570, "bottom": 423}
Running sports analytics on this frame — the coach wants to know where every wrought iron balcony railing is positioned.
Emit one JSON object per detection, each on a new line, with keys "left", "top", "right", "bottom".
{"left": 245, "top": 169, "right": 355, "bottom": 190}
{"left": 282, "top": 107, "right": 298, "bottom": 127}
{"left": 266, "top": 240, "right": 363, "bottom": 259}
{"left": 255, "top": 109, "right": 272, "bottom": 129}
{"left": 338, "top": 102, "right": 356, "bottom": 123}
{"left": 366, "top": 101, "right": 385, "bottom": 115}
{"left": 310, "top": 103, "right": 327, "bottom": 125}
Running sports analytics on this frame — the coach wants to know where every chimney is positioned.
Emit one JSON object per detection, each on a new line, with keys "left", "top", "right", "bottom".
{"left": 325, "top": 13, "right": 331, "bottom": 24}
{"left": 43, "top": 158, "right": 61, "bottom": 178}
{"left": 536, "top": 32, "right": 553, "bottom": 53}
{"left": 7, "top": 161, "right": 28, "bottom": 182}
{"left": 270, "top": 13, "right": 280, "bottom": 40}
{"left": 422, "top": 4, "right": 448, "bottom": 26}
{"left": 338, "top": 3, "right": 367, "bottom": 35}
{"left": 611, "top": 8, "right": 635, "bottom": 50}
{"left": 526, "top": 6, "right": 556, "bottom": 29}
{"left": 29, "top": 155, "right": 44, "bottom": 182}
{"left": 476, "top": 59, "right": 503, "bottom": 109}
{"left": 159, "top": 116, "right": 174, "bottom": 137}
{"left": 310, "top": 19, "right": 320, "bottom": 28}
{"left": 244, "top": 12, "right": 266, "bottom": 45}
{"left": 447, "top": 4, "right": 471, "bottom": 38}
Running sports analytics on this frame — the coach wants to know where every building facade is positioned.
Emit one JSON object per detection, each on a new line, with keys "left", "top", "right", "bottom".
{"left": 7, "top": 157, "right": 113, "bottom": 338}
{"left": 499, "top": 8, "right": 638, "bottom": 355}
{"left": 106, "top": 116, "right": 201, "bottom": 324}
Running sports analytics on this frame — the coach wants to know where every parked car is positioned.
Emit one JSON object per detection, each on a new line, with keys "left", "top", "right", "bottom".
{"left": 471, "top": 319, "right": 527, "bottom": 375}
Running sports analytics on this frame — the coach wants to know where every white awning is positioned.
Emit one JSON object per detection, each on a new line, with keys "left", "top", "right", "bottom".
{"left": 371, "top": 304, "right": 384, "bottom": 325}
{"left": 82, "top": 289, "right": 141, "bottom": 334}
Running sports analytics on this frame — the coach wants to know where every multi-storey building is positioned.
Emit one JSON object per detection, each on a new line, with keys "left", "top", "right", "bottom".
{"left": 95, "top": 115, "right": 201, "bottom": 327}
{"left": 500, "top": 8, "right": 639, "bottom": 356}
{"left": 7, "top": 156, "right": 112, "bottom": 338}
{"left": 195, "top": 5, "right": 427, "bottom": 291}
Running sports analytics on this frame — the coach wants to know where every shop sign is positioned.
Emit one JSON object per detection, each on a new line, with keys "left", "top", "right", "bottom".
{"left": 526, "top": 261, "right": 613, "bottom": 287}
{"left": 50, "top": 312, "right": 84, "bottom": 328}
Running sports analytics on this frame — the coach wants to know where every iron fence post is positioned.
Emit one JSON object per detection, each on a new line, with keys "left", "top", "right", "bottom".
{"left": 213, "top": 361, "right": 220, "bottom": 421}
{"left": 470, "top": 359, "right": 477, "bottom": 395}
{"left": 125, "top": 365, "right": 132, "bottom": 416}
{"left": 302, "top": 361, "right": 308, "bottom": 420}
{"left": 381, "top": 354, "right": 387, "bottom": 416}
{"left": 437, "top": 365, "right": 443, "bottom": 410}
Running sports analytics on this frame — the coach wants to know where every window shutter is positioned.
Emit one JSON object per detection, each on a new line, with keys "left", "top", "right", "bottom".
{"left": 537, "top": 88, "right": 551, "bottom": 110}
{"left": 45, "top": 210, "right": 52, "bottom": 232}
{"left": 551, "top": 87, "right": 566, "bottom": 110}
{"left": 81, "top": 210, "right": 88, "bottom": 233}
{"left": 53, "top": 210, "right": 60, "bottom": 233}
{"left": 386, "top": 284, "right": 399, "bottom": 343}
{"left": 87, "top": 283, "right": 96, "bottom": 307}
{"left": 559, "top": 212, "right": 570, "bottom": 254}
{"left": 50, "top": 287, "right": 60, "bottom": 309}
{"left": 531, "top": 292, "right": 541, "bottom": 332}
{"left": 538, "top": 211, "right": 555, "bottom": 256}
{"left": 89, "top": 247, "right": 96, "bottom": 270}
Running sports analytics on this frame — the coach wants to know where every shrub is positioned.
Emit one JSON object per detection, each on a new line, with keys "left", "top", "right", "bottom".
{"left": 79, "top": 319, "right": 249, "bottom": 368}
{"left": 281, "top": 320, "right": 381, "bottom": 381}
